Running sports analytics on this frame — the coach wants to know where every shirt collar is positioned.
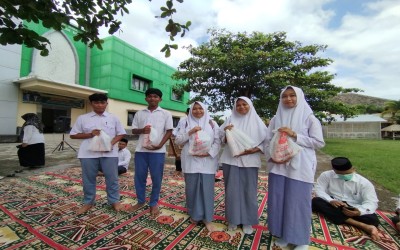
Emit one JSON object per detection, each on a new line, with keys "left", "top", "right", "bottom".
{"left": 89, "top": 111, "right": 109, "bottom": 117}
{"left": 145, "top": 106, "right": 162, "bottom": 112}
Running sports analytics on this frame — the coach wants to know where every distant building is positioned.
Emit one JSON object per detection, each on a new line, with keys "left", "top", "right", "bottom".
{"left": 323, "top": 114, "right": 388, "bottom": 139}
{"left": 0, "top": 22, "right": 189, "bottom": 141}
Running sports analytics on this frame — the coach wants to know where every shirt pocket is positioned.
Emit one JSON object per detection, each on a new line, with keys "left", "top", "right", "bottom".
{"left": 102, "top": 122, "right": 116, "bottom": 137}
{"left": 83, "top": 124, "right": 97, "bottom": 134}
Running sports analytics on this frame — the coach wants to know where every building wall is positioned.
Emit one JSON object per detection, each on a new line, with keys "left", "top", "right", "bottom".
{"left": 20, "top": 22, "right": 88, "bottom": 85}
{"left": 90, "top": 37, "right": 188, "bottom": 113}
{"left": 1, "top": 21, "right": 188, "bottom": 140}
{"left": 0, "top": 44, "right": 22, "bottom": 136}
{"left": 323, "top": 122, "right": 382, "bottom": 139}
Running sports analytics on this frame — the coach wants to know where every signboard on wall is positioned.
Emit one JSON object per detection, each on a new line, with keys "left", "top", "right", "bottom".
{"left": 22, "top": 91, "right": 84, "bottom": 109}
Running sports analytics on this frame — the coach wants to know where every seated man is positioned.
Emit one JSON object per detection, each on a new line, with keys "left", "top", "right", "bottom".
{"left": 116, "top": 138, "right": 131, "bottom": 175}
{"left": 312, "top": 157, "right": 380, "bottom": 241}
{"left": 392, "top": 198, "right": 400, "bottom": 232}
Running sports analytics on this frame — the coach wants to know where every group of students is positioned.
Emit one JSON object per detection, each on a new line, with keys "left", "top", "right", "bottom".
{"left": 68, "top": 86, "right": 396, "bottom": 250}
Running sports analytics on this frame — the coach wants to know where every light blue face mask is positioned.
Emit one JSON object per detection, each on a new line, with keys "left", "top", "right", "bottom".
{"left": 337, "top": 173, "right": 354, "bottom": 181}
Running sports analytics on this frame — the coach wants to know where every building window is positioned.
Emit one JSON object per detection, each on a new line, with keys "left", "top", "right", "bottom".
{"left": 131, "top": 76, "right": 150, "bottom": 92}
{"left": 171, "top": 86, "right": 183, "bottom": 102}
{"left": 173, "top": 117, "right": 180, "bottom": 127}
{"left": 128, "top": 111, "right": 136, "bottom": 126}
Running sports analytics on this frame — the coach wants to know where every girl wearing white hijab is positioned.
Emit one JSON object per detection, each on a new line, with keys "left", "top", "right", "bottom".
{"left": 220, "top": 97, "right": 267, "bottom": 235}
{"left": 175, "top": 101, "right": 221, "bottom": 231}
{"left": 264, "top": 86, "right": 325, "bottom": 249}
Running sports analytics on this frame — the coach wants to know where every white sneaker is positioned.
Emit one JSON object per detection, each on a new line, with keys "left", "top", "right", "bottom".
{"left": 294, "top": 245, "right": 309, "bottom": 250}
{"left": 228, "top": 223, "right": 237, "bottom": 231}
{"left": 243, "top": 225, "right": 253, "bottom": 234}
{"left": 274, "top": 238, "right": 289, "bottom": 247}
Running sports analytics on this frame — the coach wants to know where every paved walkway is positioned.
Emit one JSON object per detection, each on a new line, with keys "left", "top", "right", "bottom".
{"left": 0, "top": 134, "right": 138, "bottom": 177}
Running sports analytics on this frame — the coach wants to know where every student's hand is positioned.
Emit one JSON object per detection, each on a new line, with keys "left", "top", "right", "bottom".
{"left": 143, "top": 144, "right": 163, "bottom": 150}
{"left": 342, "top": 206, "right": 361, "bottom": 217}
{"left": 188, "top": 126, "right": 201, "bottom": 136}
{"left": 91, "top": 129, "right": 101, "bottom": 136}
{"left": 278, "top": 127, "right": 296, "bottom": 138}
{"left": 329, "top": 200, "right": 346, "bottom": 208}
{"left": 269, "top": 158, "right": 291, "bottom": 164}
{"left": 192, "top": 153, "right": 210, "bottom": 157}
{"left": 143, "top": 125, "right": 151, "bottom": 134}
{"left": 224, "top": 124, "right": 234, "bottom": 131}
{"left": 236, "top": 147, "right": 260, "bottom": 156}
{"left": 21, "top": 143, "right": 28, "bottom": 148}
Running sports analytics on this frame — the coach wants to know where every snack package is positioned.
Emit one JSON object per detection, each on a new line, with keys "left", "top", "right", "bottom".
{"left": 188, "top": 130, "right": 212, "bottom": 155}
{"left": 226, "top": 127, "right": 255, "bottom": 156}
{"left": 269, "top": 131, "right": 301, "bottom": 162}
{"left": 89, "top": 130, "right": 112, "bottom": 151}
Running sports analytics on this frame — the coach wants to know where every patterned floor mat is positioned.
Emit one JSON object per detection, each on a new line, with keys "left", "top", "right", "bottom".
{"left": 0, "top": 165, "right": 398, "bottom": 249}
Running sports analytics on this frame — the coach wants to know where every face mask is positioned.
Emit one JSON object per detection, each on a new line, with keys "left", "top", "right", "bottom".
{"left": 337, "top": 173, "right": 354, "bottom": 181}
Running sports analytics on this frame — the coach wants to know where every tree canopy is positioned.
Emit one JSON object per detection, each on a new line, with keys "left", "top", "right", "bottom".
{"left": 173, "top": 29, "right": 360, "bottom": 120}
{"left": 0, "top": 0, "right": 190, "bottom": 56}
{"left": 381, "top": 100, "right": 400, "bottom": 124}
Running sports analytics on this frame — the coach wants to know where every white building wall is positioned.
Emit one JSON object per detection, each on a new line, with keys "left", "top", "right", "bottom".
{"left": 0, "top": 44, "right": 22, "bottom": 135}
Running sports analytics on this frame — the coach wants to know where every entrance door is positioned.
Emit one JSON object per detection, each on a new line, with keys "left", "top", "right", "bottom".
{"left": 42, "top": 107, "right": 71, "bottom": 133}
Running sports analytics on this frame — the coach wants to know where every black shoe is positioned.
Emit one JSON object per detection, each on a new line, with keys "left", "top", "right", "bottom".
{"left": 6, "top": 173, "right": 15, "bottom": 177}
{"left": 15, "top": 169, "right": 23, "bottom": 173}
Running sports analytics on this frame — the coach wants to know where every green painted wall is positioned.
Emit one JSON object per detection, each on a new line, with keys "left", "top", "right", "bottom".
{"left": 90, "top": 36, "right": 188, "bottom": 112}
{"left": 20, "top": 23, "right": 188, "bottom": 113}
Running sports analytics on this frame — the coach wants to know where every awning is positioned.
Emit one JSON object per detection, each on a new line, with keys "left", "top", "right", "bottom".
{"left": 381, "top": 124, "right": 400, "bottom": 132}
{"left": 14, "top": 75, "right": 107, "bottom": 99}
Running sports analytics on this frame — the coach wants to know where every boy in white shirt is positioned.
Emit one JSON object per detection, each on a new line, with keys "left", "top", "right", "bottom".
{"left": 117, "top": 138, "right": 131, "bottom": 175}
{"left": 128, "top": 88, "right": 173, "bottom": 217}
{"left": 70, "top": 93, "right": 126, "bottom": 214}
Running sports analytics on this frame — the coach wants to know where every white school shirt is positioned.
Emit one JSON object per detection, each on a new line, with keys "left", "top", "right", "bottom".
{"left": 118, "top": 147, "right": 131, "bottom": 170}
{"left": 263, "top": 115, "right": 325, "bottom": 184}
{"left": 132, "top": 106, "right": 173, "bottom": 153}
{"left": 175, "top": 120, "right": 221, "bottom": 174}
{"left": 314, "top": 170, "right": 379, "bottom": 216}
{"left": 23, "top": 125, "right": 45, "bottom": 144}
{"left": 70, "top": 111, "right": 126, "bottom": 158}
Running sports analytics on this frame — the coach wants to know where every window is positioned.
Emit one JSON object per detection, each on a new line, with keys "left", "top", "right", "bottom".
{"left": 127, "top": 111, "right": 136, "bottom": 126}
{"left": 131, "top": 76, "right": 150, "bottom": 92}
{"left": 171, "top": 87, "right": 183, "bottom": 102}
{"left": 173, "top": 117, "right": 180, "bottom": 127}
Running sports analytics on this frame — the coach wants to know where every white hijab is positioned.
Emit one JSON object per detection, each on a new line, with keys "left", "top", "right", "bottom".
{"left": 273, "top": 86, "right": 313, "bottom": 132}
{"left": 229, "top": 96, "right": 267, "bottom": 146}
{"left": 186, "top": 101, "right": 214, "bottom": 137}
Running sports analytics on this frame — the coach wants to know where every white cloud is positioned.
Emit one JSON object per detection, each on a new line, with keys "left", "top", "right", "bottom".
{"left": 100, "top": 0, "right": 400, "bottom": 100}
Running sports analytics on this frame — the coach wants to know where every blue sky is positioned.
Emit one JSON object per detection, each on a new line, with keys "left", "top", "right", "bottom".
{"left": 324, "top": 0, "right": 374, "bottom": 28}
{"left": 101, "top": 0, "right": 400, "bottom": 101}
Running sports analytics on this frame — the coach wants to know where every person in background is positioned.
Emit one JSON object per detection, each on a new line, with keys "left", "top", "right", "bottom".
{"left": 128, "top": 88, "right": 173, "bottom": 218}
{"left": 264, "top": 86, "right": 325, "bottom": 249}
{"left": 219, "top": 97, "right": 267, "bottom": 235}
{"left": 99, "top": 138, "right": 131, "bottom": 175}
{"left": 17, "top": 113, "right": 45, "bottom": 169}
{"left": 175, "top": 101, "right": 220, "bottom": 231}
{"left": 70, "top": 93, "right": 126, "bottom": 214}
{"left": 116, "top": 138, "right": 131, "bottom": 175}
{"left": 392, "top": 197, "right": 400, "bottom": 232}
{"left": 171, "top": 107, "right": 190, "bottom": 176}
{"left": 312, "top": 157, "right": 380, "bottom": 240}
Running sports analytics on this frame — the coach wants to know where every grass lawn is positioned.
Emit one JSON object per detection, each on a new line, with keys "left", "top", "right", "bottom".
{"left": 320, "top": 138, "right": 400, "bottom": 194}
